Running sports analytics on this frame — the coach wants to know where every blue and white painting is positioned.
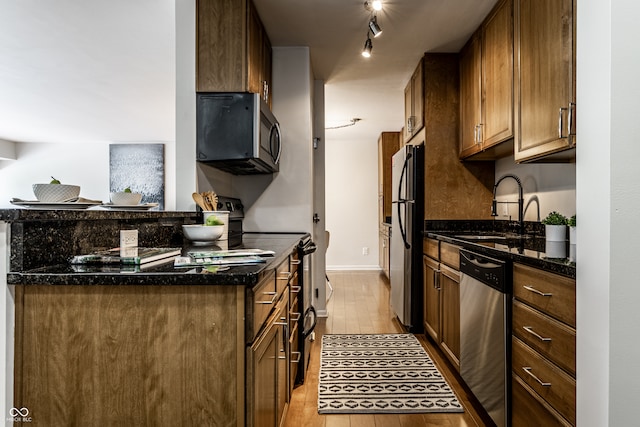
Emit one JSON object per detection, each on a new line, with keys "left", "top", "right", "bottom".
{"left": 109, "top": 144, "right": 164, "bottom": 209}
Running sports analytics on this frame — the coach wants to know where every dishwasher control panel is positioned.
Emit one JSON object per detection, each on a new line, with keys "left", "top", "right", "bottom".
{"left": 459, "top": 249, "right": 509, "bottom": 293}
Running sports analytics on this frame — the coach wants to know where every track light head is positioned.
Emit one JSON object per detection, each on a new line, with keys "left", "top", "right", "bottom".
{"left": 368, "top": 15, "right": 382, "bottom": 37}
{"left": 364, "top": 0, "right": 383, "bottom": 12}
{"left": 362, "top": 35, "right": 373, "bottom": 58}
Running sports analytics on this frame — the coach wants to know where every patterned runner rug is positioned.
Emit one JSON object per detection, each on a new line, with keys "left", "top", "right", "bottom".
{"left": 318, "top": 333, "right": 464, "bottom": 414}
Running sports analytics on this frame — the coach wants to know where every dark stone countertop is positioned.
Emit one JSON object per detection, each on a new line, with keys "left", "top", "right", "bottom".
{"left": 2, "top": 207, "right": 308, "bottom": 287}
{"left": 8, "top": 232, "right": 308, "bottom": 287}
{"left": 424, "top": 220, "right": 576, "bottom": 279}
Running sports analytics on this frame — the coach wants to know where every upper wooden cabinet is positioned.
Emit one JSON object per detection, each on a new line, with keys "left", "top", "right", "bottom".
{"left": 514, "top": 0, "right": 576, "bottom": 162}
{"left": 197, "top": 0, "right": 273, "bottom": 106}
{"left": 404, "top": 60, "right": 424, "bottom": 142}
{"left": 459, "top": 0, "right": 514, "bottom": 160}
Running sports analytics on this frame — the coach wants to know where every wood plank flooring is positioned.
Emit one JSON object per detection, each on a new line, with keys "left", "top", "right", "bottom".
{"left": 284, "top": 271, "right": 492, "bottom": 427}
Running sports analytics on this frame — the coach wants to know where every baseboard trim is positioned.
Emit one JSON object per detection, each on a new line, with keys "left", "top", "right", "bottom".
{"left": 326, "top": 265, "right": 381, "bottom": 271}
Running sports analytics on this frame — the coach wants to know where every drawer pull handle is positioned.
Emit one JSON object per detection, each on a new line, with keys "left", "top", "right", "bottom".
{"left": 291, "top": 351, "right": 302, "bottom": 363}
{"left": 278, "top": 272, "right": 292, "bottom": 280}
{"left": 523, "top": 285, "right": 553, "bottom": 297}
{"left": 289, "top": 312, "right": 301, "bottom": 322}
{"left": 290, "top": 285, "right": 301, "bottom": 294}
{"left": 522, "top": 367, "right": 551, "bottom": 387}
{"left": 256, "top": 292, "right": 278, "bottom": 305}
{"left": 291, "top": 259, "right": 302, "bottom": 265}
{"left": 523, "top": 326, "right": 552, "bottom": 342}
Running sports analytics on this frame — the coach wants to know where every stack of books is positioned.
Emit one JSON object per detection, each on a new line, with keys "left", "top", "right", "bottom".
{"left": 70, "top": 247, "right": 182, "bottom": 265}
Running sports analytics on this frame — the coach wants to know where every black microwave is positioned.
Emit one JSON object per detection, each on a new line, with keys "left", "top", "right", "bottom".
{"left": 196, "top": 92, "right": 282, "bottom": 174}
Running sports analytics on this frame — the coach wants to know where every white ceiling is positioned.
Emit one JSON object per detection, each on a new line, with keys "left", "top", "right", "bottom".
{"left": 0, "top": 0, "right": 497, "bottom": 145}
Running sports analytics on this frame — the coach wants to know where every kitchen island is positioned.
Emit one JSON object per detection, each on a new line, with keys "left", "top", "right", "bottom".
{"left": 2, "top": 208, "right": 308, "bottom": 426}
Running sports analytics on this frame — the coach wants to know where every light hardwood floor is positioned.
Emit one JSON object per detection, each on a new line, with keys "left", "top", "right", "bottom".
{"left": 284, "top": 271, "right": 492, "bottom": 427}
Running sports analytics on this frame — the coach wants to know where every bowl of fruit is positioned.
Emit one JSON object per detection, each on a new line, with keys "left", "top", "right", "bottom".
{"left": 110, "top": 187, "right": 142, "bottom": 205}
{"left": 182, "top": 224, "right": 224, "bottom": 244}
{"left": 32, "top": 177, "right": 81, "bottom": 202}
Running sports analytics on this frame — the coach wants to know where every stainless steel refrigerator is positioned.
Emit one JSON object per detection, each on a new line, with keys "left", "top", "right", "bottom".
{"left": 390, "top": 143, "right": 425, "bottom": 332}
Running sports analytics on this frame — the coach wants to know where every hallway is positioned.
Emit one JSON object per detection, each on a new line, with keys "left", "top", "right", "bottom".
{"left": 284, "top": 271, "right": 490, "bottom": 427}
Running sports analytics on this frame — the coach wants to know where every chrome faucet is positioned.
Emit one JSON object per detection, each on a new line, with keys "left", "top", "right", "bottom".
{"left": 491, "top": 174, "right": 524, "bottom": 235}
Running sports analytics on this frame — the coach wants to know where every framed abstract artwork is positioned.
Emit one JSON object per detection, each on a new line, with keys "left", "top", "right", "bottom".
{"left": 109, "top": 144, "right": 165, "bottom": 209}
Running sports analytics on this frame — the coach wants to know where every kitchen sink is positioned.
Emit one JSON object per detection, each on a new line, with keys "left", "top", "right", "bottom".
{"left": 454, "top": 233, "right": 527, "bottom": 241}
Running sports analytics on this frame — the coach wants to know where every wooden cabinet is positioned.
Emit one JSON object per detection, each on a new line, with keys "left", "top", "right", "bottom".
{"left": 249, "top": 290, "right": 288, "bottom": 427}
{"left": 197, "top": 0, "right": 273, "bottom": 106}
{"left": 377, "top": 131, "right": 399, "bottom": 279}
{"left": 459, "top": 0, "right": 514, "bottom": 160}
{"left": 288, "top": 250, "right": 301, "bottom": 391}
{"left": 514, "top": 0, "right": 576, "bottom": 162}
{"left": 13, "top": 261, "right": 296, "bottom": 427}
{"left": 377, "top": 131, "right": 401, "bottom": 223}
{"left": 511, "top": 263, "right": 576, "bottom": 426}
{"left": 422, "top": 54, "right": 495, "bottom": 220}
{"left": 14, "top": 285, "right": 247, "bottom": 426}
{"left": 379, "top": 225, "right": 391, "bottom": 279}
{"left": 422, "top": 238, "right": 461, "bottom": 370}
{"left": 403, "top": 60, "right": 424, "bottom": 142}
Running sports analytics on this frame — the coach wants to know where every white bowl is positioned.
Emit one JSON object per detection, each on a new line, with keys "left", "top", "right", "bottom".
{"left": 32, "top": 183, "right": 80, "bottom": 202}
{"left": 110, "top": 192, "right": 142, "bottom": 205}
{"left": 182, "top": 224, "right": 224, "bottom": 244}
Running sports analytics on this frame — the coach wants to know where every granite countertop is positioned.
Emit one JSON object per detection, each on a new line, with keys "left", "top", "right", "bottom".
{"left": 7, "top": 232, "right": 308, "bottom": 287}
{"left": 425, "top": 231, "right": 576, "bottom": 278}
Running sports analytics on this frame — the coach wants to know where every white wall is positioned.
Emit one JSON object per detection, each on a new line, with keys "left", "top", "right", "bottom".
{"left": 578, "top": 0, "right": 640, "bottom": 425}
{"left": 0, "top": 142, "right": 177, "bottom": 210}
{"left": 325, "top": 137, "right": 380, "bottom": 270}
{"left": 175, "top": 0, "right": 198, "bottom": 211}
{"left": 494, "top": 157, "right": 576, "bottom": 222}
{"left": 234, "top": 47, "right": 315, "bottom": 234}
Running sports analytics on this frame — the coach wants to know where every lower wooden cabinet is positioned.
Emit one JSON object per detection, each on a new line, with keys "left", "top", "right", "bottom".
{"left": 380, "top": 225, "right": 391, "bottom": 279}
{"left": 14, "top": 285, "right": 247, "bottom": 426}
{"left": 422, "top": 238, "right": 461, "bottom": 370}
{"left": 14, "top": 275, "right": 294, "bottom": 426}
{"left": 248, "top": 291, "right": 289, "bottom": 427}
{"left": 512, "top": 374, "right": 572, "bottom": 427}
{"left": 511, "top": 263, "right": 576, "bottom": 426}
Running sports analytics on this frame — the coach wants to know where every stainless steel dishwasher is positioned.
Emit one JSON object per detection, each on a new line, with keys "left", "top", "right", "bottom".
{"left": 459, "top": 249, "right": 511, "bottom": 427}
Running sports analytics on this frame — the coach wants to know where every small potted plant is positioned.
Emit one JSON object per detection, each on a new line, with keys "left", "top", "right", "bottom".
{"left": 542, "top": 211, "right": 568, "bottom": 241}
{"left": 568, "top": 214, "right": 576, "bottom": 245}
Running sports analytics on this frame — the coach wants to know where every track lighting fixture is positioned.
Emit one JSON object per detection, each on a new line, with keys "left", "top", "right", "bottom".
{"left": 364, "top": 0, "right": 382, "bottom": 12}
{"left": 361, "top": 0, "right": 382, "bottom": 58}
{"left": 362, "top": 34, "right": 373, "bottom": 57}
{"left": 368, "top": 15, "right": 382, "bottom": 37}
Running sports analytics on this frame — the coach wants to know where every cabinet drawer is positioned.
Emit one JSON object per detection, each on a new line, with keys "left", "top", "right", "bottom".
{"left": 423, "top": 238, "right": 439, "bottom": 259}
{"left": 440, "top": 242, "right": 460, "bottom": 269}
{"left": 512, "top": 374, "right": 572, "bottom": 427}
{"left": 513, "top": 263, "right": 576, "bottom": 327}
{"left": 248, "top": 272, "right": 277, "bottom": 343}
{"left": 276, "top": 256, "right": 291, "bottom": 297}
{"left": 512, "top": 337, "right": 576, "bottom": 425}
{"left": 513, "top": 300, "right": 576, "bottom": 376}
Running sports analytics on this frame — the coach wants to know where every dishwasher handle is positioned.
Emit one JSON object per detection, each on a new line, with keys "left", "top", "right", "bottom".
{"left": 460, "top": 250, "right": 504, "bottom": 270}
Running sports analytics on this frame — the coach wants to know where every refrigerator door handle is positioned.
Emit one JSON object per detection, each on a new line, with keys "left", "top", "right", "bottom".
{"left": 397, "top": 153, "right": 411, "bottom": 249}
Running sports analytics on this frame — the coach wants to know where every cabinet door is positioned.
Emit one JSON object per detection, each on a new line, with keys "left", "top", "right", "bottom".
{"left": 440, "top": 265, "right": 460, "bottom": 369}
{"left": 378, "top": 132, "right": 401, "bottom": 222}
{"left": 423, "top": 256, "right": 440, "bottom": 341}
{"left": 482, "top": 0, "right": 514, "bottom": 147}
{"left": 459, "top": 34, "right": 482, "bottom": 158}
{"left": 404, "top": 82, "right": 413, "bottom": 141}
{"left": 411, "top": 61, "right": 424, "bottom": 134}
{"left": 514, "top": 0, "right": 576, "bottom": 162}
{"left": 247, "top": 1, "right": 263, "bottom": 95}
{"left": 196, "top": 0, "right": 247, "bottom": 92}
{"left": 251, "top": 318, "right": 278, "bottom": 427}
